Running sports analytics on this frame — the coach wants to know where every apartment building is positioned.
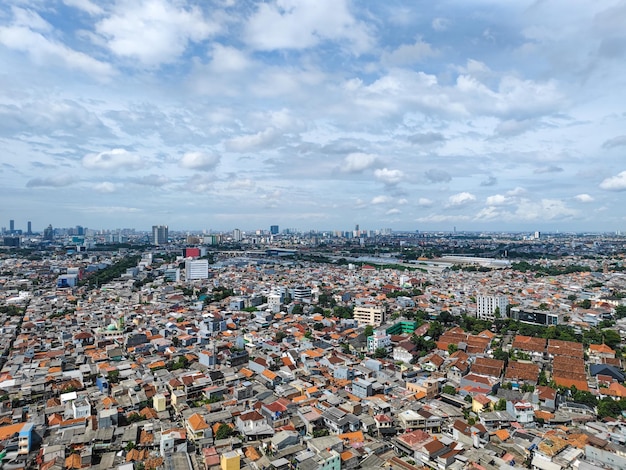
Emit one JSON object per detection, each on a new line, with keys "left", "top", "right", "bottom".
{"left": 353, "top": 304, "right": 386, "bottom": 327}
{"left": 476, "top": 295, "right": 508, "bottom": 321}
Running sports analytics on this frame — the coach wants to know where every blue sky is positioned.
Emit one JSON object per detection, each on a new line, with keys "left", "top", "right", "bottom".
{"left": 1, "top": 0, "right": 626, "bottom": 233}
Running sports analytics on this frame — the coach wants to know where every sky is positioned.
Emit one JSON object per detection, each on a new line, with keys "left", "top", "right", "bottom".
{"left": 1, "top": 0, "right": 626, "bottom": 233}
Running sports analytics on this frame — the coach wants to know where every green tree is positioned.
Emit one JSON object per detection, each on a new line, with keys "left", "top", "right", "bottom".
{"left": 364, "top": 325, "right": 374, "bottom": 337}
{"left": 215, "top": 423, "right": 233, "bottom": 440}
{"left": 494, "top": 399, "right": 507, "bottom": 411}
{"left": 597, "top": 397, "right": 622, "bottom": 419}
{"left": 442, "top": 385, "right": 457, "bottom": 395}
{"left": 578, "top": 299, "right": 592, "bottom": 309}
{"left": 602, "top": 329, "right": 621, "bottom": 349}
{"left": 447, "top": 343, "right": 458, "bottom": 355}
{"left": 373, "top": 347, "right": 388, "bottom": 359}
{"left": 493, "top": 348, "right": 509, "bottom": 364}
{"left": 572, "top": 389, "right": 598, "bottom": 408}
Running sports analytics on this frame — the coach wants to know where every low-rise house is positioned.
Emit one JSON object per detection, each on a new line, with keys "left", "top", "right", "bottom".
{"left": 236, "top": 410, "right": 274, "bottom": 440}
{"left": 397, "top": 409, "right": 442, "bottom": 432}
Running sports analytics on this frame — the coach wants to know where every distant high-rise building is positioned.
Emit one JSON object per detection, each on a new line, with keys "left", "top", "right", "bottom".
{"left": 152, "top": 225, "right": 169, "bottom": 245}
{"left": 76, "top": 225, "right": 84, "bottom": 236}
{"left": 27, "top": 221, "right": 32, "bottom": 235}
{"left": 270, "top": 225, "right": 279, "bottom": 235}
{"left": 43, "top": 224, "right": 54, "bottom": 241}
{"left": 9, "top": 220, "right": 14, "bottom": 233}
{"left": 232, "top": 228, "right": 242, "bottom": 242}
{"left": 534, "top": 231, "right": 541, "bottom": 239}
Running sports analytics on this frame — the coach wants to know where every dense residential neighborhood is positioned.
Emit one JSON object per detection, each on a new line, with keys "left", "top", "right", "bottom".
{"left": 2, "top": 230, "right": 626, "bottom": 470}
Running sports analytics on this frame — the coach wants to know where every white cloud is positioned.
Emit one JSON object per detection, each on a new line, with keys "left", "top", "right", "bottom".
{"left": 514, "top": 198, "right": 577, "bottom": 221}
{"left": 574, "top": 193, "right": 594, "bottom": 202}
{"left": 475, "top": 206, "right": 501, "bottom": 220}
{"left": 600, "top": 171, "right": 626, "bottom": 191}
{"left": 416, "top": 214, "right": 470, "bottom": 223}
{"left": 179, "top": 152, "right": 220, "bottom": 171}
{"left": 507, "top": 187, "right": 527, "bottom": 196}
{"left": 209, "top": 44, "right": 250, "bottom": 72}
{"left": 386, "top": 208, "right": 401, "bottom": 215}
{"left": 374, "top": 168, "right": 404, "bottom": 185}
{"left": 432, "top": 17, "right": 450, "bottom": 32}
{"left": 371, "top": 195, "right": 392, "bottom": 205}
{"left": 244, "top": 0, "right": 373, "bottom": 53}
{"left": 96, "top": 0, "right": 220, "bottom": 67}
{"left": 417, "top": 198, "right": 433, "bottom": 207}
{"left": 185, "top": 174, "right": 214, "bottom": 193}
{"left": 227, "top": 178, "right": 255, "bottom": 190}
{"left": 342, "top": 153, "right": 378, "bottom": 173}
{"left": 0, "top": 9, "right": 114, "bottom": 78}
{"left": 486, "top": 194, "right": 511, "bottom": 206}
{"left": 225, "top": 129, "right": 277, "bottom": 152}
{"left": 82, "top": 149, "right": 142, "bottom": 170}
{"left": 94, "top": 181, "right": 117, "bottom": 193}
{"left": 63, "top": 0, "right": 104, "bottom": 15}
{"left": 382, "top": 39, "right": 436, "bottom": 66}
{"left": 448, "top": 192, "right": 476, "bottom": 207}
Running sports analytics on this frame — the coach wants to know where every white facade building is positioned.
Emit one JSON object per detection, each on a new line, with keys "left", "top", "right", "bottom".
{"left": 476, "top": 295, "right": 508, "bottom": 321}
{"left": 367, "top": 330, "right": 391, "bottom": 353}
{"left": 185, "top": 259, "right": 209, "bottom": 280}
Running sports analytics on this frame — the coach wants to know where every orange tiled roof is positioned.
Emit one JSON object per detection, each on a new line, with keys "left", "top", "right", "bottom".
{"left": 187, "top": 413, "right": 209, "bottom": 432}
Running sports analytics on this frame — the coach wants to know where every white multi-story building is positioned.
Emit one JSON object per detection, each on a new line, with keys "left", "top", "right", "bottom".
{"left": 185, "top": 259, "right": 209, "bottom": 280}
{"left": 292, "top": 285, "right": 311, "bottom": 302}
{"left": 367, "top": 330, "right": 391, "bottom": 353}
{"left": 267, "top": 294, "right": 282, "bottom": 313}
{"left": 476, "top": 295, "right": 508, "bottom": 321}
{"left": 354, "top": 305, "right": 386, "bottom": 327}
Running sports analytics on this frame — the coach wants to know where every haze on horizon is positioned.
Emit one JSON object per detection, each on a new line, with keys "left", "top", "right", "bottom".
{"left": 1, "top": 0, "right": 626, "bottom": 233}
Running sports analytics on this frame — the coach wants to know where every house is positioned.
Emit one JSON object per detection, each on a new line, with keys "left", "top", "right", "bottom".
{"left": 185, "top": 413, "right": 209, "bottom": 441}
{"left": 270, "top": 430, "right": 300, "bottom": 451}
{"left": 589, "top": 343, "right": 616, "bottom": 362}
{"left": 321, "top": 407, "right": 361, "bottom": 434}
{"left": 220, "top": 450, "right": 240, "bottom": 470}
{"left": 472, "top": 394, "right": 493, "bottom": 413}
{"left": 506, "top": 400, "right": 535, "bottom": 424}
{"left": 393, "top": 429, "right": 431, "bottom": 459}
{"left": 397, "top": 409, "right": 442, "bottom": 432}
{"left": 374, "top": 414, "right": 395, "bottom": 436}
{"left": 236, "top": 410, "right": 274, "bottom": 440}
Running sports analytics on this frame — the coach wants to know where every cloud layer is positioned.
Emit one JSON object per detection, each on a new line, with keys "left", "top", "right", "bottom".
{"left": 0, "top": 0, "right": 624, "bottom": 232}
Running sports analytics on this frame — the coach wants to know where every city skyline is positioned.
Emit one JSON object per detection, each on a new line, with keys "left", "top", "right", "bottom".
{"left": 1, "top": 1, "right": 626, "bottom": 232}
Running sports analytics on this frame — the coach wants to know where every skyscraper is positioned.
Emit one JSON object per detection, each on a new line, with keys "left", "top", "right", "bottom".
{"left": 152, "top": 225, "right": 169, "bottom": 245}
{"left": 232, "top": 228, "right": 242, "bottom": 242}
{"left": 43, "top": 224, "right": 54, "bottom": 241}
{"left": 270, "top": 225, "right": 279, "bottom": 235}
{"left": 27, "top": 221, "right": 32, "bottom": 235}
{"left": 9, "top": 220, "right": 14, "bottom": 233}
